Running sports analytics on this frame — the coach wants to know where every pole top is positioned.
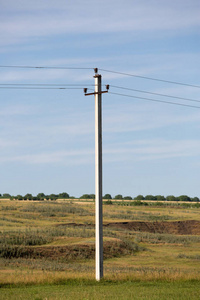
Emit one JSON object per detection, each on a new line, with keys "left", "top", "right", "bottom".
{"left": 94, "top": 68, "right": 101, "bottom": 78}
{"left": 94, "top": 74, "right": 101, "bottom": 78}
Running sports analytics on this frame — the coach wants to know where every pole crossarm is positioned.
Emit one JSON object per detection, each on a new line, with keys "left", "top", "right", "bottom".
{"left": 84, "top": 83, "right": 109, "bottom": 96}
{"left": 84, "top": 91, "right": 108, "bottom": 96}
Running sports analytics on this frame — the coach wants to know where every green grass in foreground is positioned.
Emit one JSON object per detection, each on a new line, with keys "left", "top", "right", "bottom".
{"left": 0, "top": 280, "right": 200, "bottom": 300}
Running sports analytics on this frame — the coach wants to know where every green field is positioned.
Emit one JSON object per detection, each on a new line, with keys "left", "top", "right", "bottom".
{"left": 0, "top": 199, "right": 200, "bottom": 299}
{"left": 1, "top": 280, "right": 200, "bottom": 300}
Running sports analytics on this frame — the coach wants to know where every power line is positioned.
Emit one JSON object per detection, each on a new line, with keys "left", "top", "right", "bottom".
{"left": 99, "top": 68, "right": 200, "bottom": 89}
{"left": 0, "top": 83, "right": 94, "bottom": 87}
{"left": 110, "top": 85, "right": 200, "bottom": 104}
{"left": 0, "top": 87, "right": 84, "bottom": 90}
{"left": 1, "top": 84, "right": 199, "bottom": 108}
{"left": 1, "top": 65, "right": 199, "bottom": 89}
{"left": 109, "top": 92, "right": 200, "bottom": 109}
{"left": 0, "top": 83, "right": 95, "bottom": 90}
{"left": 0, "top": 65, "right": 93, "bottom": 70}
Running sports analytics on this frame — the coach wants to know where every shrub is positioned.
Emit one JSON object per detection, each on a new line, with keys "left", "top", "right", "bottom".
{"left": 104, "top": 200, "right": 113, "bottom": 205}
{"left": 130, "top": 200, "right": 144, "bottom": 206}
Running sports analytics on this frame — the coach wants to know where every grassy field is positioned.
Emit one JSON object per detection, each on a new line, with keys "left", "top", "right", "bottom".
{"left": 1, "top": 280, "right": 200, "bottom": 300}
{"left": 0, "top": 199, "right": 200, "bottom": 299}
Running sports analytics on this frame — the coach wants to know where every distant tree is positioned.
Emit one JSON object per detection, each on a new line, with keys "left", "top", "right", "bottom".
{"left": 166, "top": 195, "right": 177, "bottom": 201}
{"left": 37, "top": 193, "right": 45, "bottom": 200}
{"left": 49, "top": 194, "right": 57, "bottom": 200}
{"left": 80, "top": 194, "right": 92, "bottom": 199}
{"left": 178, "top": 195, "right": 191, "bottom": 202}
{"left": 123, "top": 196, "right": 132, "bottom": 200}
{"left": 16, "top": 195, "right": 23, "bottom": 200}
{"left": 114, "top": 194, "right": 123, "bottom": 200}
{"left": 145, "top": 195, "right": 156, "bottom": 201}
{"left": 58, "top": 192, "right": 69, "bottom": 199}
{"left": 24, "top": 194, "right": 33, "bottom": 200}
{"left": 3, "top": 193, "right": 11, "bottom": 199}
{"left": 155, "top": 195, "right": 165, "bottom": 201}
{"left": 134, "top": 195, "right": 144, "bottom": 200}
{"left": 103, "top": 194, "right": 112, "bottom": 199}
{"left": 191, "top": 197, "right": 199, "bottom": 202}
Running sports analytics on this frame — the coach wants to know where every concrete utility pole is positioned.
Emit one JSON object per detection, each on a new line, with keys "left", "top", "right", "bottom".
{"left": 94, "top": 73, "right": 103, "bottom": 280}
{"left": 84, "top": 69, "right": 109, "bottom": 281}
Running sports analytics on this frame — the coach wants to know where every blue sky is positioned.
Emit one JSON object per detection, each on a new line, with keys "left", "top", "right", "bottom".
{"left": 0, "top": 0, "right": 200, "bottom": 197}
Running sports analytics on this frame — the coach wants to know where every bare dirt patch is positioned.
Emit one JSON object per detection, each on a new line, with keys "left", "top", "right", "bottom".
{"left": 105, "top": 220, "right": 200, "bottom": 235}
{"left": 16, "top": 220, "right": 197, "bottom": 261}
{"left": 58, "top": 220, "right": 200, "bottom": 235}
{"left": 4, "top": 239, "right": 137, "bottom": 261}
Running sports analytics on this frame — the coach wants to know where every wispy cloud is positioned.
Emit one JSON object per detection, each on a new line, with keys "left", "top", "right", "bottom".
{"left": 0, "top": 69, "right": 91, "bottom": 82}
{"left": 0, "top": 138, "right": 18, "bottom": 148}
{"left": 0, "top": 103, "right": 35, "bottom": 116}
{"left": 0, "top": 148, "right": 94, "bottom": 165}
{"left": 104, "top": 138, "right": 200, "bottom": 163}
{"left": 1, "top": 137, "right": 198, "bottom": 165}
{"left": 103, "top": 102, "right": 200, "bottom": 133}
{"left": 1, "top": 1, "right": 199, "bottom": 47}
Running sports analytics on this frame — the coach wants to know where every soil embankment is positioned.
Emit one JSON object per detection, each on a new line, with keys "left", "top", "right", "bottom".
{"left": 104, "top": 220, "right": 200, "bottom": 235}
{"left": 58, "top": 220, "right": 200, "bottom": 235}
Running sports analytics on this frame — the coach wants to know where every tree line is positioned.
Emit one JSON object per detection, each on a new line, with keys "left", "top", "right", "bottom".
{"left": 103, "top": 194, "right": 199, "bottom": 202}
{"left": 0, "top": 192, "right": 199, "bottom": 202}
{"left": 0, "top": 192, "right": 71, "bottom": 201}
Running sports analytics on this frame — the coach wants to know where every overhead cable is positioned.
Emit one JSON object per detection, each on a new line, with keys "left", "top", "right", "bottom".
{"left": 0, "top": 65, "right": 199, "bottom": 89}
{"left": 110, "top": 85, "right": 200, "bottom": 104}
{"left": 109, "top": 92, "right": 200, "bottom": 109}
{"left": 0, "top": 87, "right": 84, "bottom": 90}
{"left": 0, "top": 83, "right": 94, "bottom": 87}
{"left": 0, "top": 65, "right": 93, "bottom": 70}
{"left": 99, "top": 68, "right": 200, "bottom": 89}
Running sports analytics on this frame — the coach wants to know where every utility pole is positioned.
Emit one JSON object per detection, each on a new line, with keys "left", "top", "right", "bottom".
{"left": 84, "top": 68, "right": 109, "bottom": 281}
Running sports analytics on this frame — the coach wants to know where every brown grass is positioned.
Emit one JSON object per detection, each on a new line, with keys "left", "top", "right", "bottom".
{"left": 1, "top": 199, "right": 200, "bottom": 285}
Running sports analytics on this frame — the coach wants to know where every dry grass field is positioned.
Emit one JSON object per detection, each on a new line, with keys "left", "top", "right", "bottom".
{"left": 1, "top": 199, "right": 200, "bottom": 286}
{"left": 0, "top": 199, "right": 200, "bottom": 299}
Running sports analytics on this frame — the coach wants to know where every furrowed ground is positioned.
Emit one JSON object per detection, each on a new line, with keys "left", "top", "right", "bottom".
{"left": 0, "top": 199, "right": 200, "bottom": 299}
